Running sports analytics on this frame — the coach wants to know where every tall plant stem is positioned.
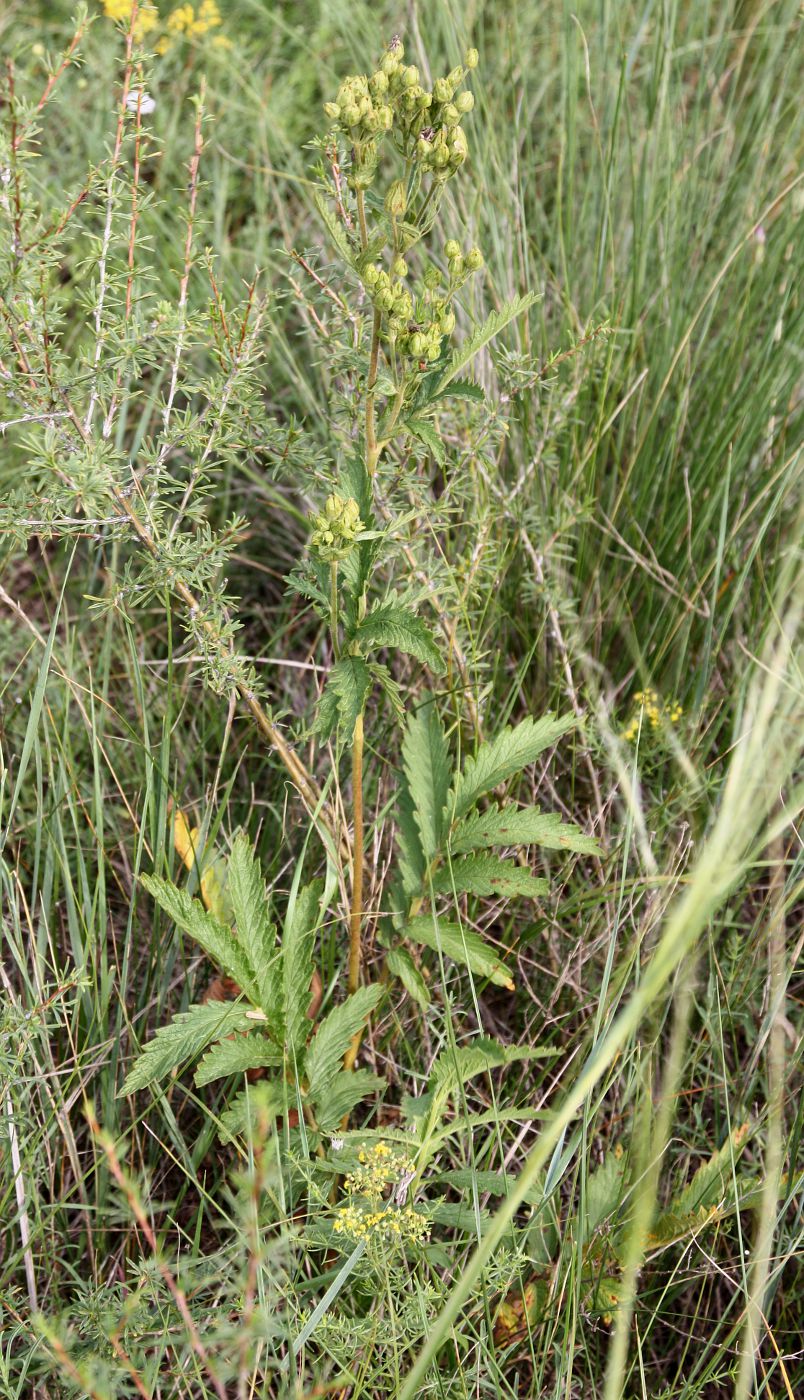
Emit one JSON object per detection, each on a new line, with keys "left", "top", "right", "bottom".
{"left": 356, "top": 188, "right": 382, "bottom": 479}
{"left": 343, "top": 711, "right": 365, "bottom": 1074}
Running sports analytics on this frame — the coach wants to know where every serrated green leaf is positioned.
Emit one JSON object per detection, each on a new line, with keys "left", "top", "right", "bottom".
{"left": 315, "top": 1070, "right": 385, "bottom": 1133}
{"left": 356, "top": 604, "right": 444, "bottom": 674}
{"left": 449, "top": 713, "right": 576, "bottom": 822}
{"left": 227, "top": 834, "right": 278, "bottom": 1014}
{"left": 430, "top": 855, "right": 548, "bottom": 899}
{"left": 585, "top": 1152, "right": 626, "bottom": 1234}
{"left": 283, "top": 880, "right": 323, "bottom": 1062}
{"left": 314, "top": 191, "right": 355, "bottom": 267}
{"left": 435, "top": 292, "right": 538, "bottom": 393}
{"left": 451, "top": 804, "right": 600, "bottom": 856}
{"left": 432, "top": 378, "right": 486, "bottom": 405}
{"left": 305, "top": 984, "right": 384, "bottom": 1103}
{"left": 405, "top": 915, "right": 514, "bottom": 990}
{"left": 386, "top": 946, "right": 430, "bottom": 1009}
{"left": 315, "top": 656, "right": 372, "bottom": 741}
{"left": 395, "top": 776, "right": 427, "bottom": 897}
{"left": 140, "top": 874, "right": 258, "bottom": 1002}
{"left": 402, "top": 698, "right": 450, "bottom": 862}
{"left": 429, "top": 1037, "right": 542, "bottom": 1092}
{"left": 216, "top": 1081, "right": 287, "bottom": 1143}
{"left": 673, "top": 1123, "right": 751, "bottom": 1216}
{"left": 194, "top": 1033, "right": 283, "bottom": 1087}
{"left": 402, "top": 416, "right": 446, "bottom": 465}
{"left": 119, "top": 1002, "right": 250, "bottom": 1096}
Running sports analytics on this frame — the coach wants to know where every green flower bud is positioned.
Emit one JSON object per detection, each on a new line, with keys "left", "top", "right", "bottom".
{"left": 409, "top": 332, "right": 425, "bottom": 356}
{"left": 419, "top": 90, "right": 433, "bottom": 108}
{"left": 392, "top": 256, "right": 408, "bottom": 278}
{"left": 455, "top": 90, "right": 474, "bottom": 113}
{"left": 449, "top": 127, "right": 468, "bottom": 164}
{"left": 439, "top": 310, "right": 456, "bottom": 334}
{"left": 403, "top": 65, "right": 419, "bottom": 87}
{"left": 343, "top": 103, "right": 361, "bottom": 128}
{"left": 433, "top": 77, "right": 453, "bottom": 104}
{"left": 465, "top": 246, "right": 484, "bottom": 271}
{"left": 447, "top": 67, "right": 464, "bottom": 89}
{"left": 323, "top": 101, "right": 340, "bottom": 121}
{"left": 465, "top": 47, "right": 479, "bottom": 69}
{"left": 363, "top": 263, "right": 380, "bottom": 288}
{"left": 442, "top": 103, "right": 460, "bottom": 127}
{"left": 434, "top": 145, "right": 450, "bottom": 168}
{"left": 370, "top": 70, "right": 389, "bottom": 95}
{"left": 426, "top": 338, "right": 441, "bottom": 361}
{"left": 416, "top": 136, "right": 433, "bottom": 159}
{"left": 311, "top": 494, "right": 364, "bottom": 561}
{"left": 444, "top": 239, "right": 461, "bottom": 259}
{"left": 448, "top": 254, "right": 465, "bottom": 277}
{"left": 381, "top": 53, "right": 399, "bottom": 76}
{"left": 384, "top": 179, "right": 407, "bottom": 218}
{"left": 424, "top": 265, "right": 442, "bottom": 289}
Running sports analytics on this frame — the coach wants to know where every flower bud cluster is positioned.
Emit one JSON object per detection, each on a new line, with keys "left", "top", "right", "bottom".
{"left": 310, "top": 494, "right": 364, "bottom": 561}
{"left": 323, "top": 39, "right": 479, "bottom": 189}
{"left": 360, "top": 239, "right": 483, "bottom": 367}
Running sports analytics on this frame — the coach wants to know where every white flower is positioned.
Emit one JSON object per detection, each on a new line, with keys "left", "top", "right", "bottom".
{"left": 126, "top": 90, "right": 156, "bottom": 116}
{"left": 330, "top": 1136, "right": 344, "bottom": 1152}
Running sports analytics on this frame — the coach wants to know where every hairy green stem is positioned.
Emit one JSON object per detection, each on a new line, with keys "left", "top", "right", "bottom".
{"left": 329, "top": 560, "right": 340, "bottom": 656}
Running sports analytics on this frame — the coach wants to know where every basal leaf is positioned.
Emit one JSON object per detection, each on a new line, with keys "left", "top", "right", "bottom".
{"left": 404, "top": 915, "right": 514, "bottom": 990}
{"left": 451, "top": 804, "right": 600, "bottom": 856}
{"left": 386, "top": 946, "right": 430, "bottom": 1010}
{"left": 140, "top": 874, "right": 258, "bottom": 1002}
{"left": 119, "top": 1002, "right": 250, "bottom": 1096}
{"left": 283, "top": 880, "right": 324, "bottom": 1062}
{"left": 429, "top": 1037, "right": 543, "bottom": 1092}
{"left": 226, "top": 834, "right": 278, "bottom": 1014}
{"left": 430, "top": 855, "right": 548, "bottom": 899}
{"left": 402, "top": 698, "right": 451, "bottom": 863}
{"left": 449, "top": 713, "right": 576, "bottom": 822}
{"left": 305, "top": 984, "right": 384, "bottom": 1103}
{"left": 194, "top": 1033, "right": 283, "bottom": 1087}
{"left": 315, "top": 1069, "right": 385, "bottom": 1133}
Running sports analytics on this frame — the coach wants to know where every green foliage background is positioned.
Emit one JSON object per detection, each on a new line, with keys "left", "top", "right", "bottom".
{"left": 0, "top": 1, "right": 801, "bottom": 1396}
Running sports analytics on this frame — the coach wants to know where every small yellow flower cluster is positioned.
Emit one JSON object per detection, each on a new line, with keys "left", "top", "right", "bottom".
{"left": 332, "top": 1141, "right": 430, "bottom": 1250}
{"left": 103, "top": 0, "right": 158, "bottom": 41}
{"left": 332, "top": 1202, "right": 430, "bottom": 1246}
{"left": 622, "top": 688, "right": 683, "bottom": 742}
{"left": 345, "top": 1140, "right": 415, "bottom": 1196}
{"left": 101, "top": 0, "right": 231, "bottom": 51}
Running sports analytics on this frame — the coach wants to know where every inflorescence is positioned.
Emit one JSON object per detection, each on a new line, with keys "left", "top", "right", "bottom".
{"left": 622, "top": 688, "right": 683, "bottom": 742}
{"left": 332, "top": 1141, "right": 430, "bottom": 1250}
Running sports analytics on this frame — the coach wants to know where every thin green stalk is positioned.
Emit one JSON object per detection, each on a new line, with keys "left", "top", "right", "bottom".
{"left": 329, "top": 560, "right": 340, "bottom": 656}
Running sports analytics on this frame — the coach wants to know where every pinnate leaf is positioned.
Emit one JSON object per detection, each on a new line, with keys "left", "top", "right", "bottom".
{"left": 449, "top": 713, "right": 576, "bottom": 821}
{"left": 140, "top": 874, "right": 258, "bottom": 1002}
{"left": 356, "top": 604, "right": 444, "bottom": 674}
{"left": 404, "top": 915, "right": 514, "bottom": 990}
{"left": 451, "top": 803, "right": 599, "bottom": 855}
{"left": 194, "top": 1034, "right": 283, "bottom": 1087}
{"left": 227, "top": 834, "right": 278, "bottom": 1013}
{"left": 430, "top": 855, "right": 547, "bottom": 898}
{"left": 402, "top": 699, "right": 450, "bottom": 862}
{"left": 305, "top": 984, "right": 383, "bottom": 1103}
{"left": 119, "top": 1002, "right": 250, "bottom": 1096}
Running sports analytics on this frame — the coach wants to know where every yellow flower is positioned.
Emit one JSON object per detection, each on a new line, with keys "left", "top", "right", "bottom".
{"left": 103, "top": 0, "right": 159, "bottom": 40}
{"left": 166, "top": 3, "right": 195, "bottom": 33}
